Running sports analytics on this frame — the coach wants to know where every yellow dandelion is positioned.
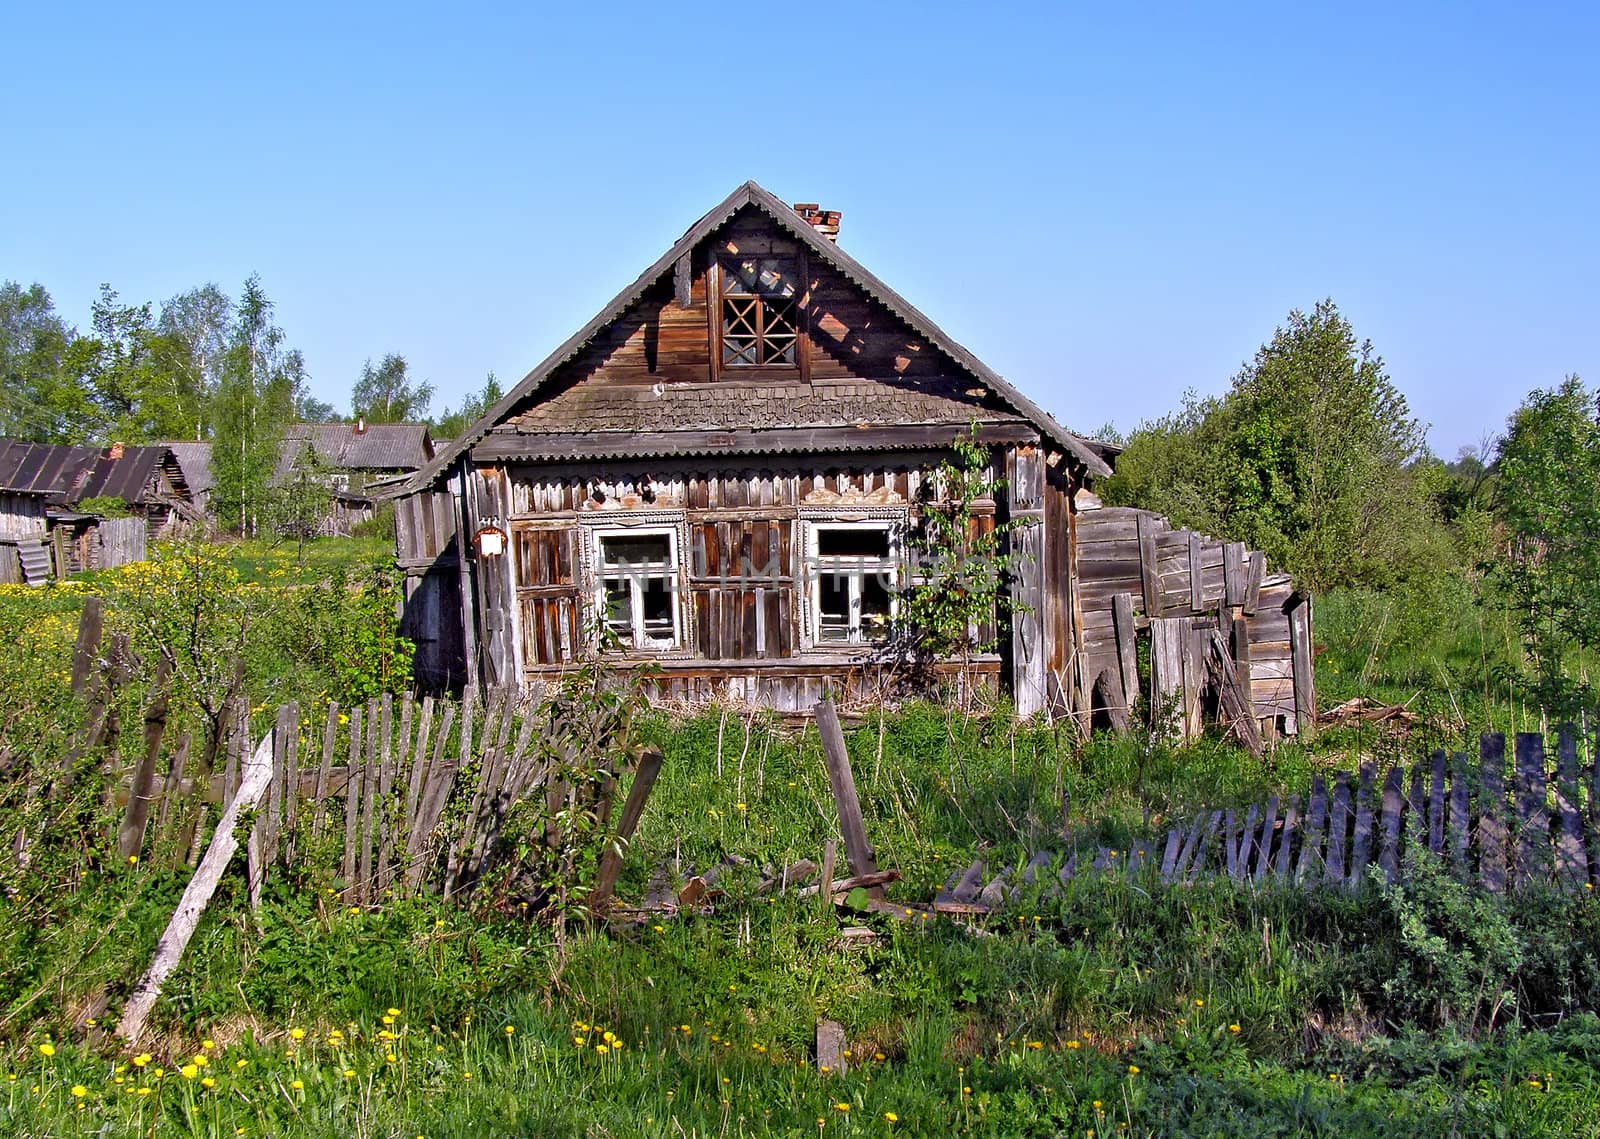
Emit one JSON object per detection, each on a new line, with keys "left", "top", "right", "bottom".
{"left": 201, "top": 1077, "right": 216, "bottom": 1088}
{"left": 1228, "top": 1024, "right": 1241, "bottom": 1034}
{"left": 834, "top": 1102, "right": 850, "bottom": 1113}
{"left": 343, "top": 1069, "right": 356, "bottom": 1078}
{"left": 1128, "top": 1064, "right": 1140, "bottom": 1075}
{"left": 885, "top": 1111, "right": 899, "bottom": 1123}
{"left": 504, "top": 1025, "right": 515, "bottom": 1035}
{"left": 132, "top": 1054, "right": 151, "bottom": 1067}
{"left": 201, "top": 1039, "right": 215, "bottom": 1050}
{"left": 291, "top": 1079, "right": 304, "bottom": 1090}
{"left": 180, "top": 1064, "right": 198, "bottom": 1079}
{"left": 289, "top": 1028, "right": 306, "bottom": 1041}
{"left": 70, "top": 1085, "right": 87, "bottom": 1098}
{"left": 37, "top": 1043, "right": 55, "bottom": 1057}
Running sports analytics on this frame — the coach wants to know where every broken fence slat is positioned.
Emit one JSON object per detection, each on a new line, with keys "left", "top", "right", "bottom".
{"left": 591, "top": 747, "right": 665, "bottom": 912}
{"left": 1428, "top": 751, "right": 1447, "bottom": 855}
{"left": 1378, "top": 766, "right": 1404, "bottom": 883}
{"left": 1449, "top": 751, "right": 1471, "bottom": 874}
{"left": 1514, "top": 732, "right": 1547, "bottom": 889}
{"left": 1296, "top": 776, "right": 1327, "bottom": 883}
{"left": 1348, "top": 762, "right": 1376, "bottom": 890}
{"left": 1252, "top": 796, "right": 1279, "bottom": 883}
{"left": 309, "top": 700, "right": 339, "bottom": 848}
{"left": 1556, "top": 730, "right": 1587, "bottom": 889}
{"left": 1233, "top": 804, "right": 1259, "bottom": 882}
{"left": 1275, "top": 795, "right": 1300, "bottom": 881}
{"left": 1325, "top": 771, "right": 1350, "bottom": 886}
{"left": 341, "top": 705, "right": 363, "bottom": 902}
{"left": 1480, "top": 734, "right": 1507, "bottom": 894}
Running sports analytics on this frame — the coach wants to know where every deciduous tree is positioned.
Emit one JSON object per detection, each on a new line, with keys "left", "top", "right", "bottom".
{"left": 352, "top": 353, "right": 433, "bottom": 423}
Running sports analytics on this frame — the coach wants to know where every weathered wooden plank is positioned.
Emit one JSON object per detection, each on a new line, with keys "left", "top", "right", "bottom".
{"left": 309, "top": 700, "right": 339, "bottom": 847}
{"left": 1188, "top": 531, "right": 1204, "bottom": 613}
{"left": 1378, "top": 767, "right": 1404, "bottom": 883}
{"left": 1159, "top": 828, "right": 1183, "bottom": 881}
{"left": 591, "top": 747, "right": 665, "bottom": 912}
{"left": 1296, "top": 775, "right": 1327, "bottom": 883}
{"left": 1242, "top": 552, "right": 1264, "bottom": 615}
{"left": 1405, "top": 765, "right": 1426, "bottom": 854}
{"left": 1232, "top": 804, "right": 1258, "bottom": 882}
{"left": 1187, "top": 811, "right": 1223, "bottom": 882}
{"left": 1428, "top": 751, "right": 1446, "bottom": 854}
{"left": 1348, "top": 762, "right": 1376, "bottom": 889}
{"left": 1222, "top": 543, "right": 1245, "bottom": 607}
{"left": 1171, "top": 812, "right": 1208, "bottom": 882}
{"left": 1556, "top": 730, "right": 1587, "bottom": 889}
{"left": 153, "top": 731, "right": 190, "bottom": 851}
{"left": 1274, "top": 795, "right": 1299, "bottom": 880}
{"left": 117, "top": 654, "right": 172, "bottom": 861}
{"left": 1325, "top": 771, "right": 1350, "bottom": 885}
{"left": 282, "top": 701, "right": 300, "bottom": 865}
{"left": 1136, "top": 513, "right": 1161, "bottom": 617}
{"left": 1479, "top": 734, "right": 1507, "bottom": 894}
{"left": 403, "top": 704, "right": 458, "bottom": 895}
{"left": 1112, "top": 592, "right": 1138, "bottom": 719}
{"left": 376, "top": 694, "right": 397, "bottom": 889}
{"left": 950, "top": 860, "right": 986, "bottom": 904}
{"left": 1449, "top": 751, "right": 1470, "bottom": 873}
{"left": 70, "top": 596, "right": 104, "bottom": 697}
{"left": 1514, "top": 732, "right": 1547, "bottom": 888}
{"left": 1252, "top": 796, "right": 1279, "bottom": 883}
{"left": 1223, "top": 809, "right": 1240, "bottom": 878}
{"left": 405, "top": 696, "right": 435, "bottom": 830}
{"left": 358, "top": 699, "right": 380, "bottom": 902}
{"left": 816, "top": 698, "right": 879, "bottom": 883}
{"left": 1288, "top": 597, "right": 1315, "bottom": 738}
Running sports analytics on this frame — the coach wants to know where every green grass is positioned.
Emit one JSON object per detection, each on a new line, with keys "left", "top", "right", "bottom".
{"left": 5, "top": 561, "right": 1600, "bottom": 1135}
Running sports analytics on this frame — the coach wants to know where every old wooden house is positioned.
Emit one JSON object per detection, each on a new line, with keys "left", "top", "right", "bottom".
{"left": 390, "top": 182, "right": 1315, "bottom": 734}
{"left": 277, "top": 421, "right": 435, "bottom": 536}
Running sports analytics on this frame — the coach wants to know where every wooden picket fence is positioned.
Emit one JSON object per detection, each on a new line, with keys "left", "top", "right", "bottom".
{"left": 935, "top": 732, "right": 1600, "bottom": 911}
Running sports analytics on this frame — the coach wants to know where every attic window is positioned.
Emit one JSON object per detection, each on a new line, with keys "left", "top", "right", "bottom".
{"left": 719, "top": 257, "right": 799, "bottom": 367}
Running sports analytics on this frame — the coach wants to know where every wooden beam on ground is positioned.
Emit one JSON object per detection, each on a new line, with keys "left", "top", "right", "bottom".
{"left": 590, "top": 747, "right": 665, "bottom": 913}
{"left": 815, "top": 698, "right": 879, "bottom": 882}
{"left": 117, "top": 729, "right": 274, "bottom": 1046}
{"left": 70, "top": 597, "right": 104, "bottom": 697}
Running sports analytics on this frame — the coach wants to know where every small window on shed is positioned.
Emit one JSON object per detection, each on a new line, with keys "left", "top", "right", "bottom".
{"left": 720, "top": 257, "right": 799, "bottom": 367}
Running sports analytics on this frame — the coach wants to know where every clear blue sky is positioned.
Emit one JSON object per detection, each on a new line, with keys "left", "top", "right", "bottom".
{"left": 3, "top": 2, "right": 1595, "bottom": 455}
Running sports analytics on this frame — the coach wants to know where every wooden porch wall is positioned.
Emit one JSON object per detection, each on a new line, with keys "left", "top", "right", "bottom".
{"left": 1071, "top": 505, "right": 1314, "bottom": 737}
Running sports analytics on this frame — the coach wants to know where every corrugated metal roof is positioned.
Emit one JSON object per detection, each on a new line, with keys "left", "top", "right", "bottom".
{"left": 0, "top": 440, "right": 186, "bottom": 507}
{"left": 403, "top": 180, "right": 1111, "bottom": 492}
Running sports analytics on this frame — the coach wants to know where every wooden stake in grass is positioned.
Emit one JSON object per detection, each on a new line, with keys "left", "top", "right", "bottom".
{"left": 117, "top": 727, "right": 275, "bottom": 1046}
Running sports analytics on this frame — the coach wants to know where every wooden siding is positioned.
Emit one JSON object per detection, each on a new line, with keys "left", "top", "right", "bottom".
{"left": 460, "top": 454, "right": 1010, "bottom": 705}
{"left": 0, "top": 492, "right": 47, "bottom": 541}
{"left": 1071, "top": 505, "right": 1315, "bottom": 737}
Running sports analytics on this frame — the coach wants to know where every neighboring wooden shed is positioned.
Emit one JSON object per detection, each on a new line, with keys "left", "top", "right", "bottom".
{"left": 276, "top": 422, "right": 434, "bottom": 536}
{"left": 388, "top": 181, "right": 1316, "bottom": 736}
{"left": 0, "top": 440, "right": 197, "bottom": 574}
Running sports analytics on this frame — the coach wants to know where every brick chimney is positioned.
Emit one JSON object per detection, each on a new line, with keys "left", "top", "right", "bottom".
{"left": 793, "top": 202, "right": 841, "bottom": 242}
{"left": 108, "top": 442, "right": 125, "bottom": 460}
{"left": 354, "top": 416, "right": 368, "bottom": 434}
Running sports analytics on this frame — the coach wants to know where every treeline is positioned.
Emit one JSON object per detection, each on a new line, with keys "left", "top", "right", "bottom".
{"left": 0, "top": 274, "right": 504, "bottom": 473}
{"left": 1097, "top": 298, "right": 1588, "bottom": 716}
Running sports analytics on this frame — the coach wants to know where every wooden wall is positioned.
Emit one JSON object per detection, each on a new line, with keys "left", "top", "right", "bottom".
{"left": 0, "top": 493, "right": 47, "bottom": 541}
{"left": 1070, "top": 506, "right": 1315, "bottom": 737}
{"left": 453, "top": 453, "right": 1009, "bottom": 711}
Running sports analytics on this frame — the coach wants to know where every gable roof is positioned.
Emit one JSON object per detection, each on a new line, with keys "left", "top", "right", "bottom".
{"left": 404, "top": 180, "right": 1111, "bottom": 491}
{"left": 0, "top": 440, "right": 186, "bottom": 507}
{"left": 277, "top": 422, "right": 434, "bottom": 481}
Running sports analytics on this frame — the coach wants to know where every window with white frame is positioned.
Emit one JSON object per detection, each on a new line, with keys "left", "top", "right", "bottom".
{"left": 593, "top": 528, "right": 682, "bottom": 651}
{"left": 804, "top": 521, "right": 899, "bottom": 645}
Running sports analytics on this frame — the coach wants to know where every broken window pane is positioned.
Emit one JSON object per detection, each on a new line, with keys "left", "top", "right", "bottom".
{"left": 818, "top": 576, "right": 851, "bottom": 642}
{"left": 817, "top": 528, "right": 891, "bottom": 558}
